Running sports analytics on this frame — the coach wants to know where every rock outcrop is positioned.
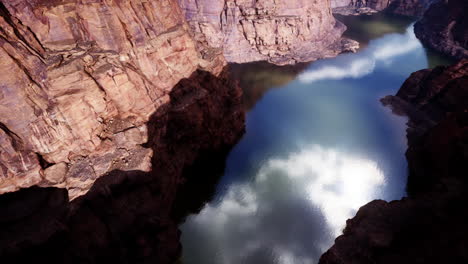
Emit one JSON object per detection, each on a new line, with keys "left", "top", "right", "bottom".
{"left": 0, "top": 0, "right": 229, "bottom": 198}
{"left": 0, "top": 67, "right": 245, "bottom": 264}
{"left": 414, "top": 0, "right": 468, "bottom": 60}
{"left": 0, "top": 1, "right": 248, "bottom": 262}
{"left": 331, "top": 0, "right": 433, "bottom": 17}
{"left": 320, "top": 60, "right": 468, "bottom": 263}
{"left": 178, "top": 0, "right": 359, "bottom": 65}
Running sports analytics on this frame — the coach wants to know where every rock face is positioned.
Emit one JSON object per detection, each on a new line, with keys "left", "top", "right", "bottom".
{"left": 178, "top": 0, "right": 359, "bottom": 65}
{"left": 0, "top": 1, "right": 248, "bottom": 262}
{"left": 414, "top": 0, "right": 468, "bottom": 60}
{"left": 0, "top": 68, "right": 245, "bottom": 264}
{"left": 320, "top": 60, "right": 468, "bottom": 263}
{"left": 331, "top": 0, "right": 432, "bottom": 17}
{"left": 0, "top": 0, "right": 228, "bottom": 198}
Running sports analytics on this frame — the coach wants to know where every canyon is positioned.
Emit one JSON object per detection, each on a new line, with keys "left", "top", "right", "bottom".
{"left": 0, "top": 0, "right": 363, "bottom": 199}
{"left": 1, "top": 0, "right": 467, "bottom": 263}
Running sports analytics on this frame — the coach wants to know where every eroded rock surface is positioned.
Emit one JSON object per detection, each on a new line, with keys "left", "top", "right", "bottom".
{"left": 0, "top": 67, "right": 245, "bottom": 264}
{"left": 178, "top": 0, "right": 359, "bottom": 65}
{"left": 331, "top": 0, "right": 433, "bottom": 17}
{"left": 320, "top": 60, "right": 468, "bottom": 264}
{"left": 414, "top": 0, "right": 468, "bottom": 59}
{"left": 0, "top": 0, "right": 227, "bottom": 198}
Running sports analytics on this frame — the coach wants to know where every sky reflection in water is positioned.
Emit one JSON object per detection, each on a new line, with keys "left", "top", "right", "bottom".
{"left": 181, "top": 16, "right": 451, "bottom": 264}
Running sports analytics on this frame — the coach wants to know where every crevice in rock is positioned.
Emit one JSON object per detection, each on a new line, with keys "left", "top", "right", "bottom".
{"left": 35, "top": 152, "right": 54, "bottom": 170}
{"left": 0, "top": 122, "right": 23, "bottom": 151}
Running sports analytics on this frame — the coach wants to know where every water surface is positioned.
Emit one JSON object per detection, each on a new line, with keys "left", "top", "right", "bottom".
{"left": 180, "top": 14, "right": 454, "bottom": 264}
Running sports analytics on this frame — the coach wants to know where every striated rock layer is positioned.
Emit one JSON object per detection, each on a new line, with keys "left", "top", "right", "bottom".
{"left": 0, "top": 67, "right": 245, "bottom": 264}
{"left": 414, "top": 0, "right": 468, "bottom": 60}
{"left": 0, "top": 0, "right": 228, "bottom": 198}
{"left": 331, "top": 0, "right": 433, "bottom": 17}
{"left": 177, "top": 0, "right": 359, "bottom": 65}
{"left": 320, "top": 60, "right": 468, "bottom": 263}
{"left": 0, "top": 1, "right": 247, "bottom": 262}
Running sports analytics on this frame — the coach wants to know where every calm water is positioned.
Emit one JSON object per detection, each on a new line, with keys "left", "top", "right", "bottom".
{"left": 180, "top": 14, "right": 454, "bottom": 264}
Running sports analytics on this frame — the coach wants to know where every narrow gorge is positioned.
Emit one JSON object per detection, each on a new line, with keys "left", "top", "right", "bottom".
{"left": 0, "top": 0, "right": 467, "bottom": 263}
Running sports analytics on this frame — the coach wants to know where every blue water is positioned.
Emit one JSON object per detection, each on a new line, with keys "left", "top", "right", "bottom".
{"left": 180, "top": 14, "right": 454, "bottom": 264}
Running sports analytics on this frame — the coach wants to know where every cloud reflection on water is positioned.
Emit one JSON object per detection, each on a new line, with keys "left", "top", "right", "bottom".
{"left": 181, "top": 23, "right": 422, "bottom": 264}
{"left": 298, "top": 25, "right": 421, "bottom": 83}
{"left": 182, "top": 146, "right": 384, "bottom": 264}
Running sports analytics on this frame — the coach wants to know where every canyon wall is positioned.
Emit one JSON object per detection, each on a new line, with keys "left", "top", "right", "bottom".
{"left": 0, "top": 68, "right": 245, "bottom": 264}
{"left": 0, "top": 1, "right": 246, "bottom": 261}
{"left": 177, "top": 0, "right": 359, "bottom": 65}
{"left": 331, "top": 0, "right": 433, "bottom": 16}
{"left": 414, "top": 0, "right": 468, "bottom": 59}
{"left": 319, "top": 60, "right": 468, "bottom": 264}
{"left": 0, "top": 0, "right": 229, "bottom": 198}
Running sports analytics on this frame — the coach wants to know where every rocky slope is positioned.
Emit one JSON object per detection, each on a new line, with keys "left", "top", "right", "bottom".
{"left": 0, "top": 1, "right": 247, "bottom": 262}
{"left": 177, "top": 0, "right": 359, "bottom": 65}
{"left": 414, "top": 0, "right": 468, "bottom": 60}
{"left": 320, "top": 60, "right": 468, "bottom": 263}
{"left": 331, "top": 0, "right": 433, "bottom": 16}
{"left": 0, "top": 0, "right": 230, "bottom": 199}
{"left": 0, "top": 67, "right": 245, "bottom": 263}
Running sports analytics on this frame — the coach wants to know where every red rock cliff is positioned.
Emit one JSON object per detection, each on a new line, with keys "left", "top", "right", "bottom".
{"left": 331, "top": 0, "right": 433, "bottom": 16}
{"left": 0, "top": 0, "right": 228, "bottom": 198}
{"left": 178, "top": 0, "right": 359, "bottom": 65}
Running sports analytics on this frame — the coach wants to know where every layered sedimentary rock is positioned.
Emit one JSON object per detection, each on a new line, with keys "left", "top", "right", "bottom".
{"left": 331, "top": 0, "right": 432, "bottom": 17}
{"left": 0, "top": 0, "right": 229, "bottom": 198}
{"left": 320, "top": 60, "right": 468, "bottom": 263}
{"left": 178, "top": 0, "right": 359, "bottom": 65}
{"left": 0, "top": 67, "right": 245, "bottom": 264}
{"left": 414, "top": 0, "right": 468, "bottom": 59}
{"left": 0, "top": 1, "right": 247, "bottom": 262}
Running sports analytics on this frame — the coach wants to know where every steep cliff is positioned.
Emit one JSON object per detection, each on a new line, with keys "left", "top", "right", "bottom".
{"left": 0, "top": 1, "right": 247, "bottom": 262}
{"left": 0, "top": 68, "right": 245, "bottom": 264}
{"left": 414, "top": 0, "right": 468, "bottom": 59}
{"left": 0, "top": 0, "right": 229, "bottom": 198}
{"left": 178, "top": 0, "right": 359, "bottom": 65}
{"left": 320, "top": 60, "right": 468, "bottom": 264}
{"left": 331, "top": 0, "right": 432, "bottom": 17}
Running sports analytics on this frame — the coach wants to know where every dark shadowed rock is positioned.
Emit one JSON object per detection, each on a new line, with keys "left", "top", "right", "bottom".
{"left": 414, "top": 0, "right": 468, "bottom": 59}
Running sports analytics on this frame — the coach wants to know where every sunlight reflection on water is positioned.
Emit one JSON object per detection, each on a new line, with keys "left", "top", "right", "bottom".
{"left": 181, "top": 17, "right": 449, "bottom": 264}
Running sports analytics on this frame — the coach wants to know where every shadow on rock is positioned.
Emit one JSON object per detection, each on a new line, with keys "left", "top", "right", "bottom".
{"left": 0, "top": 68, "right": 245, "bottom": 264}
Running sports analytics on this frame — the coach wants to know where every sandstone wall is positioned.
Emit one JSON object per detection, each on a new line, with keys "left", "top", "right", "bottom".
{"left": 178, "top": 0, "right": 358, "bottom": 65}
{"left": 332, "top": 0, "right": 432, "bottom": 16}
{"left": 0, "top": 68, "right": 245, "bottom": 264}
{"left": 0, "top": 0, "right": 226, "bottom": 198}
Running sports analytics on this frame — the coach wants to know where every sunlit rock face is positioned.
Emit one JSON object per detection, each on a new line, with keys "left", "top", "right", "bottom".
{"left": 331, "top": 0, "right": 432, "bottom": 17}
{"left": 0, "top": 0, "right": 227, "bottom": 198}
{"left": 414, "top": 0, "right": 468, "bottom": 59}
{"left": 177, "top": 0, "right": 359, "bottom": 65}
{"left": 320, "top": 60, "right": 468, "bottom": 264}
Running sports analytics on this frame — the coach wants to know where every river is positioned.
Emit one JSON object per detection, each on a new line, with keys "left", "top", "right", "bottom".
{"left": 180, "top": 13, "right": 454, "bottom": 264}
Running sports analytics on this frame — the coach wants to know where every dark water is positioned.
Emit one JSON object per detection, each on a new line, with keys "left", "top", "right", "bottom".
{"left": 180, "top": 14, "right": 454, "bottom": 264}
